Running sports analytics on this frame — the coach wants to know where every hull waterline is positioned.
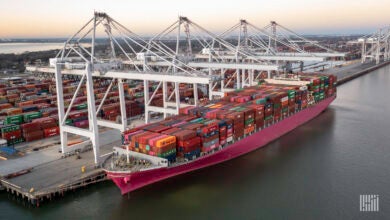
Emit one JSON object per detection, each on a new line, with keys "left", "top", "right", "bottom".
{"left": 106, "top": 96, "right": 335, "bottom": 195}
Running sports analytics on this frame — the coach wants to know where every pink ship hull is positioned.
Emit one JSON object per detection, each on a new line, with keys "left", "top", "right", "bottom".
{"left": 106, "top": 96, "right": 336, "bottom": 195}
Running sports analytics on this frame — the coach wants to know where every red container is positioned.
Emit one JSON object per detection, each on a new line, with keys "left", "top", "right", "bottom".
{"left": 130, "top": 131, "right": 149, "bottom": 147}
{"left": 144, "top": 125, "right": 171, "bottom": 133}
{"left": 21, "top": 122, "right": 41, "bottom": 130}
{"left": 161, "top": 127, "right": 181, "bottom": 135}
{"left": 178, "top": 143, "right": 201, "bottom": 154}
{"left": 225, "top": 111, "right": 244, "bottom": 121}
{"left": 42, "top": 126, "right": 60, "bottom": 138}
{"left": 180, "top": 123, "right": 203, "bottom": 131}
{"left": 23, "top": 130, "right": 43, "bottom": 137}
{"left": 255, "top": 119, "right": 264, "bottom": 129}
{"left": 2, "top": 130, "right": 22, "bottom": 140}
{"left": 69, "top": 111, "right": 88, "bottom": 119}
{"left": 233, "top": 127, "right": 244, "bottom": 138}
{"left": 32, "top": 117, "right": 56, "bottom": 125}
{"left": 173, "top": 130, "right": 197, "bottom": 141}
{"left": 123, "top": 130, "right": 143, "bottom": 144}
{"left": 41, "top": 122, "right": 58, "bottom": 129}
{"left": 201, "top": 134, "right": 219, "bottom": 143}
{"left": 74, "top": 120, "right": 89, "bottom": 128}
{"left": 201, "top": 124, "right": 218, "bottom": 134}
{"left": 24, "top": 129, "right": 44, "bottom": 142}
{"left": 139, "top": 132, "right": 160, "bottom": 145}
{"left": 219, "top": 126, "right": 227, "bottom": 139}
{"left": 241, "top": 107, "right": 255, "bottom": 120}
{"left": 204, "top": 109, "right": 220, "bottom": 119}
{"left": 179, "top": 106, "right": 196, "bottom": 115}
{"left": 178, "top": 136, "right": 201, "bottom": 148}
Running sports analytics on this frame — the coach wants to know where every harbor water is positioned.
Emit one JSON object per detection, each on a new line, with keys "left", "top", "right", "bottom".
{"left": 0, "top": 43, "right": 64, "bottom": 54}
{"left": 0, "top": 65, "right": 389, "bottom": 219}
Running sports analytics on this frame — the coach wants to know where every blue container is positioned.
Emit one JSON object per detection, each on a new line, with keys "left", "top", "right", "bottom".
{"left": 73, "top": 116, "right": 88, "bottom": 123}
{"left": 184, "top": 149, "right": 201, "bottom": 160}
{"left": 163, "top": 152, "right": 176, "bottom": 162}
{"left": 201, "top": 130, "right": 219, "bottom": 138}
{"left": 203, "top": 139, "right": 218, "bottom": 148}
{"left": 22, "top": 106, "right": 39, "bottom": 112}
{"left": 265, "top": 103, "right": 273, "bottom": 109}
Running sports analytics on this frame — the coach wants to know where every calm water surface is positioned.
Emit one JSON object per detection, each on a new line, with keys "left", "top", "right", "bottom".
{"left": 0, "top": 66, "right": 389, "bottom": 219}
{"left": 0, "top": 43, "right": 64, "bottom": 54}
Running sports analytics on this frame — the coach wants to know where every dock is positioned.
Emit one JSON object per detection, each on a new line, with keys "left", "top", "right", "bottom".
{"left": 0, "top": 60, "right": 389, "bottom": 206}
{"left": 326, "top": 60, "right": 390, "bottom": 85}
{"left": 0, "top": 129, "right": 121, "bottom": 206}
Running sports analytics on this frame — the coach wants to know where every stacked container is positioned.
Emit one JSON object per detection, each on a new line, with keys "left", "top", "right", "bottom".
{"left": 1, "top": 125, "right": 23, "bottom": 144}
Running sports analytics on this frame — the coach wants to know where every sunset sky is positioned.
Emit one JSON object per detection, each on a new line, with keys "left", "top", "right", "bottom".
{"left": 0, "top": 0, "right": 389, "bottom": 38}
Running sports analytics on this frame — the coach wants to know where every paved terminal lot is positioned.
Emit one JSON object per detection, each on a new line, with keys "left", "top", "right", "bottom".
{"left": 326, "top": 61, "right": 378, "bottom": 80}
{"left": 4, "top": 139, "right": 121, "bottom": 194}
{"left": 0, "top": 128, "right": 122, "bottom": 196}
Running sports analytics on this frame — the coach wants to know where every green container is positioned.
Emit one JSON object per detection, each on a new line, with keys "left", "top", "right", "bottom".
{"left": 1, "top": 125, "right": 20, "bottom": 133}
{"left": 264, "top": 115, "right": 273, "bottom": 121}
{"left": 190, "top": 118, "right": 204, "bottom": 123}
{"left": 229, "top": 106, "right": 241, "bottom": 111}
{"left": 7, "top": 137, "right": 24, "bottom": 145}
{"left": 65, "top": 119, "right": 73, "bottom": 126}
{"left": 5, "top": 115, "right": 23, "bottom": 125}
{"left": 158, "top": 149, "right": 176, "bottom": 158}
{"left": 203, "top": 120, "right": 217, "bottom": 126}
{"left": 287, "top": 90, "right": 295, "bottom": 98}
{"left": 273, "top": 103, "right": 281, "bottom": 109}
{"left": 134, "top": 92, "right": 144, "bottom": 98}
{"left": 254, "top": 98, "right": 266, "bottom": 105}
{"left": 76, "top": 103, "right": 88, "bottom": 110}
{"left": 23, "top": 112, "right": 42, "bottom": 122}
{"left": 245, "top": 118, "right": 254, "bottom": 125}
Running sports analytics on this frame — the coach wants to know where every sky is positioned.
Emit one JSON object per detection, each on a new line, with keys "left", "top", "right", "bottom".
{"left": 0, "top": 0, "right": 389, "bottom": 38}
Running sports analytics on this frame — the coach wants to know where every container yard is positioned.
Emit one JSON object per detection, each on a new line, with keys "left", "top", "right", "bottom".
{"left": 0, "top": 11, "right": 389, "bottom": 208}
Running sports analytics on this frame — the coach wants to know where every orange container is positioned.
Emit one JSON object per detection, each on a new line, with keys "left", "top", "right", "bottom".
{"left": 17, "top": 100, "right": 34, "bottom": 107}
{"left": 0, "top": 103, "right": 12, "bottom": 111}
{"left": 244, "top": 126, "right": 255, "bottom": 134}
{"left": 209, "top": 104, "right": 222, "bottom": 109}
{"left": 5, "top": 108, "right": 23, "bottom": 116}
{"left": 155, "top": 136, "right": 176, "bottom": 148}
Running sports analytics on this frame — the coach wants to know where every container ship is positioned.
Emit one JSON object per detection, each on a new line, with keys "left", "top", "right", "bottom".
{"left": 103, "top": 73, "right": 337, "bottom": 195}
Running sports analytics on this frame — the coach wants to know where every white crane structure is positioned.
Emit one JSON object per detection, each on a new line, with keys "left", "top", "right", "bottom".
{"left": 26, "top": 12, "right": 219, "bottom": 164}
{"left": 218, "top": 20, "right": 341, "bottom": 61}
{"left": 358, "top": 27, "right": 390, "bottom": 64}
{"left": 131, "top": 16, "right": 284, "bottom": 96}
{"left": 25, "top": 13, "right": 345, "bottom": 165}
{"left": 261, "top": 21, "right": 345, "bottom": 58}
{"left": 213, "top": 20, "right": 346, "bottom": 73}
